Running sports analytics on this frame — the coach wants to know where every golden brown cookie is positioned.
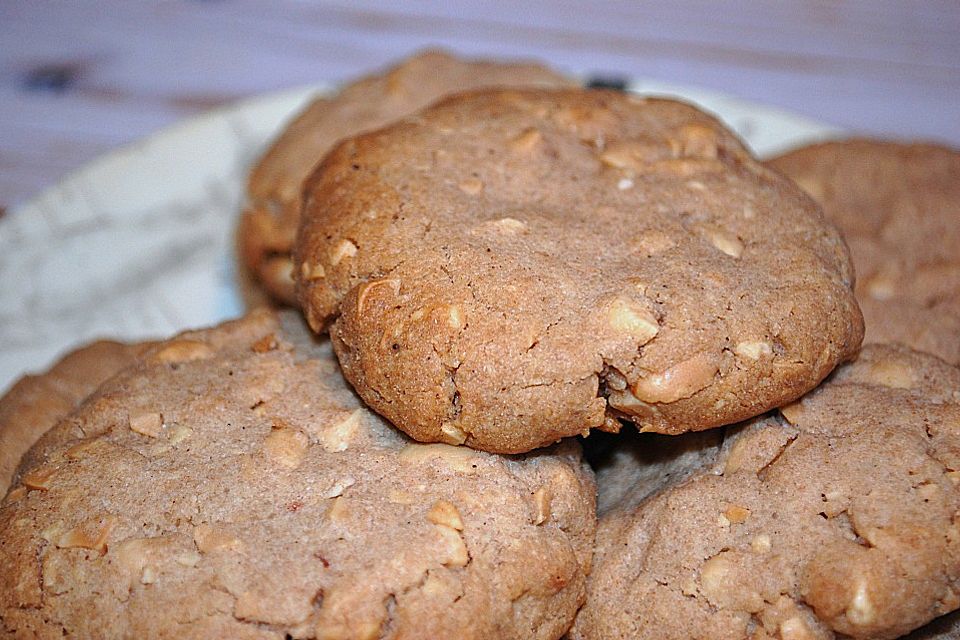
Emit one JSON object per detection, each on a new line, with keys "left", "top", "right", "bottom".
{"left": 238, "top": 49, "right": 572, "bottom": 304}
{"left": 0, "top": 340, "right": 148, "bottom": 495}
{"left": 0, "top": 310, "right": 595, "bottom": 639}
{"left": 768, "top": 140, "right": 960, "bottom": 364}
{"left": 573, "top": 344, "right": 960, "bottom": 640}
{"left": 296, "top": 88, "right": 864, "bottom": 454}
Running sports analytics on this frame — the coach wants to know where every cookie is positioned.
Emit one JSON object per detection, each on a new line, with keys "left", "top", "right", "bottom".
{"left": 0, "top": 340, "right": 148, "bottom": 495}
{"left": 768, "top": 140, "right": 960, "bottom": 364}
{"left": 295, "top": 88, "right": 864, "bottom": 454}
{"left": 238, "top": 49, "right": 572, "bottom": 304}
{"left": 572, "top": 344, "right": 960, "bottom": 640}
{"left": 0, "top": 309, "right": 596, "bottom": 639}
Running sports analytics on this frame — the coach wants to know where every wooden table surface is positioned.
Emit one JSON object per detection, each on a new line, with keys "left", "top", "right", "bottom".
{"left": 2, "top": 1, "right": 958, "bottom": 209}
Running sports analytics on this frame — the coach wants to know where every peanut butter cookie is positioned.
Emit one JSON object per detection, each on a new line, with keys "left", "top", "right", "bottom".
{"left": 0, "top": 310, "right": 595, "bottom": 639}
{"left": 296, "top": 88, "right": 863, "bottom": 453}
{"left": 769, "top": 140, "right": 960, "bottom": 364}
{"left": 574, "top": 344, "right": 960, "bottom": 640}
{"left": 238, "top": 50, "right": 571, "bottom": 304}
{"left": 0, "top": 340, "right": 148, "bottom": 495}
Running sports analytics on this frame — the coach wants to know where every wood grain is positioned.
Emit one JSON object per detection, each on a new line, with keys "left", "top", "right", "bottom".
{"left": 2, "top": 1, "right": 958, "bottom": 207}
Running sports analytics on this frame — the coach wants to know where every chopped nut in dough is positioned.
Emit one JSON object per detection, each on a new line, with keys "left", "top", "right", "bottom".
{"left": 427, "top": 500, "right": 465, "bottom": 530}
{"left": 327, "top": 496, "right": 350, "bottom": 524}
{"left": 696, "top": 223, "right": 744, "bottom": 258}
{"left": 780, "top": 616, "right": 816, "bottom": 640}
{"left": 846, "top": 579, "right": 876, "bottom": 626}
{"left": 264, "top": 426, "right": 309, "bottom": 469}
{"left": 600, "top": 140, "right": 659, "bottom": 171}
{"left": 324, "top": 477, "right": 356, "bottom": 499}
{"left": 64, "top": 439, "right": 115, "bottom": 460}
{"left": 724, "top": 504, "right": 751, "bottom": 524}
{"left": 301, "top": 261, "right": 326, "bottom": 281}
{"left": 631, "top": 230, "right": 676, "bottom": 255}
{"left": 751, "top": 534, "right": 772, "bottom": 553}
{"left": 780, "top": 401, "right": 805, "bottom": 425}
{"left": 440, "top": 421, "right": 468, "bottom": 445}
{"left": 490, "top": 217, "right": 528, "bottom": 235}
{"left": 175, "top": 551, "right": 202, "bottom": 568}
{"left": 435, "top": 522, "right": 469, "bottom": 567}
{"left": 167, "top": 424, "right": 193, "bottom": 445}
{"left": 330, "top": 239, "right": 358, "bottom": 266}
{"left": 735, "top": 340, "right": 773, "bottom": 361}
{"left": 699, "top": 553, "right": 732, "bottom": 601}
{"left": 533, "top": 486, "right": 552, "bottom": 525}
{"left": 56, "top": 516, "right": 117, "bottom": 553}
{"left": 446, "top": 305, "right": 465, "bottom": 330}
{"left": 865, "top": 359, "right": 914, "bottom": 389}
{"left": 140, "top": 566, "right": 157, "bottom": 585}
{"left": 673, "top": 123, "right": 720, "bottom": 159}
{"left": 355, "top": 278, "right": 402, "bottom": 315}
{"left": 398, "top": 443, "right": 480, "bottom": 474}
{"left": 631, "top": 352, "right": 719, "bottom": 404}
{"left": 129, "top": 410, "right": 164, "bottom": 438}
{"left": 193, "top": 524, "right": 243, "bottom": 553}
{"left": 22, "top": 465, "right": 58, "bottom": 491}
{"left": 510, "top": 127, "right": 542, "bottom": 152}
{"left": 251, "top": 333, "right": 278, "bottom": 353}
{"left": 319, "top": 409, "right": 362, "bottom": 452}
{"left": 607, "top": 297, "right": 659, "bottom": 343}
{"left": 153, "top": 340, "right": 214, "bottom": 364}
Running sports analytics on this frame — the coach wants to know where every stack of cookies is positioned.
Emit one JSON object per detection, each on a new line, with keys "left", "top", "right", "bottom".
{"left": 2, "top": 51, "right": 959, "bottom": 640}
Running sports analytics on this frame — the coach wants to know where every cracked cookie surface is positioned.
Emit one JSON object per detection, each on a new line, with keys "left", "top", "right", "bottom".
{"left": 238, "top": 49, "right": 572, "bottom": 304}
{"left": 768, "top": 140, "right": 960, "bottom": 365}
{"left": 0, "top": 310, "right": 595, "bottom": 639}
{"left": 0, "top": 340, "right": 149, "bottom": 495}
{"left": 296, "top": 88, "right": 863, "bottom": 454}
{"left": 573, "top": 344, "right": 960, "bottom": 640}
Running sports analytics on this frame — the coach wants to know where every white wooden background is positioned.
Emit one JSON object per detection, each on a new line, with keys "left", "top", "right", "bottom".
{"left": 2, "top": 1, "right": 959, "bottom": 209}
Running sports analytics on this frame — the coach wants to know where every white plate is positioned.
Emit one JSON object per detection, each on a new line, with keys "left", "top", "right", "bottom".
{"left": 0, "top": 79, "right": 841, "bottom": 392}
